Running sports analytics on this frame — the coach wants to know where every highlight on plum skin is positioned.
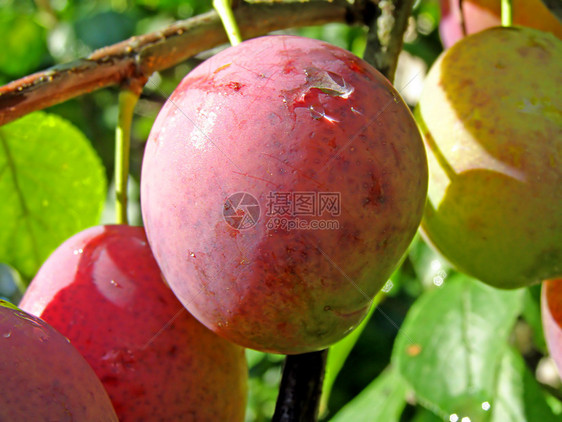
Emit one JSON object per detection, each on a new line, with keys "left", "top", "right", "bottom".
{"left": 140, "top": 35, "right": 429, "bottom": 354}
{"left": 19, "top": 224, "right": 248, "bottom": 422}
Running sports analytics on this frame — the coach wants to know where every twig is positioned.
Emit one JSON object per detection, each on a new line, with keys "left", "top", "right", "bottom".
{"left": 363, "top": 0, "right": 416, "bottom": 81}
{"left": 213, "top": 0, "right": 243, "bottom": 45}
{"left": 114, "top": 88, "right": 140, "bottom": 225}
{"left": 501, "top": 0, "right": 513, "bottom": 27}
{"left": 0, "top": 0, "right": 355, "bottom": 126}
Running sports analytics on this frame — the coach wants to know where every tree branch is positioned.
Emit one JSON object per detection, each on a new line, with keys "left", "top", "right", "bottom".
{"left": 0, "top": 0, "right": 359, "bottom": 126}
{"left": 363, "top": 0, "right": 416, "bottom": 81}
{"left": 272, "top": 349, "right": 329, "bottom": 422}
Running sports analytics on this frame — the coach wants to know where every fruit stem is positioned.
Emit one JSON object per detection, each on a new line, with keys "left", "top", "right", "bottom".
{"left": 115, "top": 89, "right": 139, "bottom": 225}
{"left": 501, "top": 0, "right": 513, "bottom": 26}
{"left": 213, "top": 0, "right": 243, "bottom": 46}
{"left": 272, "top": 349, "right": 328, "bottom": 422}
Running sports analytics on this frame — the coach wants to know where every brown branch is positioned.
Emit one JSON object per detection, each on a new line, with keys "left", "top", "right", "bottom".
{"left": 272, "top": 349, "right": 329, "bottom": 422}
{"left": 0, "top": 0, "right": 360, "bottom": 127}
{"left": 363, "top": 0, "right": 416, "bottom": 81}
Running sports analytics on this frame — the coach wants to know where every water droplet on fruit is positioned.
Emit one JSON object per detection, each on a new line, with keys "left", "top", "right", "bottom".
{"left": 109, "top": 279, "right": 121, "bottom": 288}
{"left": 73, "top": 248, "right": 83, "bottom": 255}
{"left": 101, "top": 348, "right": 137, "bottom": 372}
{"left": 304, "top": 68, "right": 354, "bottom": 98}
{"left": 189, "top": 251, "right": 196, "bottom": 258}
{"left": 3, "top": 331, "right": 11, "bottom": 338}
{"left": 351, "top": 106, "right": 363, "bottom": 115}
{"left": 309, "top": 105, "right": 325, "bottom": 120}
{"left": 308, "top": 104, "right": 338, "bottom": 123}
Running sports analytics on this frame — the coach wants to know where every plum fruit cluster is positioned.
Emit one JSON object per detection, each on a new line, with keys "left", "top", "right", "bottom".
{"left": 6, "top": 6, "right": 561, "bottom": 419}
{"left": 8, "top": 34, "right": 428, "bottom": 418}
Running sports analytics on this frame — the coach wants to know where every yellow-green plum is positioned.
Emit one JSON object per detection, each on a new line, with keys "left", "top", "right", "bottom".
{"left": 419, "top": 27, "right": 562, "bottom": 289}
{"left": 0, "top": 300, "right": 118, "bottom": 421}
{"left": 19, "top": 225, "right": 247, "bottom": 422}
{"left": 140, "top": 35, "right": 428, "bottom": 354}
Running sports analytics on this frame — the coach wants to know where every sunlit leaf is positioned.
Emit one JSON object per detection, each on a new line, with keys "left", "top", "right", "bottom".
{"left": 330, "top": 365, "right": 408, "bottom": 422}
{"left": 393, "top": 273, "right": 527, "bottom": 421}
{"left": 0, "top": 112, "right": 106, "bottom": 280}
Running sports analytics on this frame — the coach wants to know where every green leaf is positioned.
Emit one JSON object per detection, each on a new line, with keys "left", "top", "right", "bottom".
{"left": 0, "top": 112, "right": 106, "bottom": 280}
{"left": 393, "top": 273, "right": 526, "bottom": 421}
{"left": 522, "top": 284, "right": 547, "bottom": 353}
{"left": 329, "top": 366, "right": 408, "bottom": 422}
{"left": 246, "top": 349, "right": 266, "bottom": 369}
{"left": 411, "top": 407, "right": 445, "bottom": 422}
{"left": 491, "top": 346, "right": 559, "bottom": 421}
{"left": 320, "top": 292, "right": 382, "bottom": 414}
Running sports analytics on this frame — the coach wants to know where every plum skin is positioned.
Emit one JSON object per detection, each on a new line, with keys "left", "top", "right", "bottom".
{"left": 141, "top": 35, "right": 428, "bottom": 354}
{"left": 0, "top": 300, "right": 118, "bottom": 421}
{"left": 20, "top": 225, "right": 248, "bottom": 422}
{"left": 419, "top": 27, "right": 562, "bottom": 289}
